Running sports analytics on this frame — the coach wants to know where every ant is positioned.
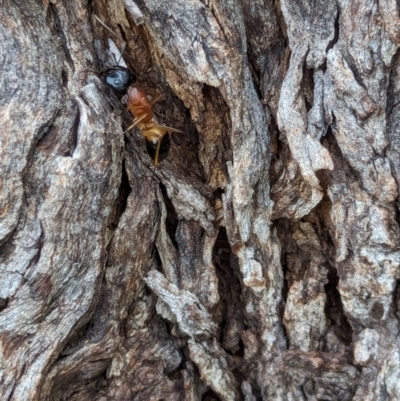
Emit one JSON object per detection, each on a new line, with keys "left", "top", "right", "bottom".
{"left": 124, "top": 86, "right": 181, "bottom": 167}
{"left": 95, "top": 18, "right": 181, "bottom": 166}
{"left": 102, "top": 64, "right": 181, "bottom": 167}
{"left": 103, "top": 65, "right": 136, "bottom": 97}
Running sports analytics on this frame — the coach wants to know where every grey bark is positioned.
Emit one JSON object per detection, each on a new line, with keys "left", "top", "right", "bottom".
{"left": 1, "top": 0, "right": 400, "bottom": 400}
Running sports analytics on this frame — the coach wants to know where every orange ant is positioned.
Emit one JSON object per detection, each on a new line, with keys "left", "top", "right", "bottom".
{"left": 123, "top": 87, "right": 181, "bottom": 167}
{"left": 102, "top": 65, "right": 181, "bottom": 167}
{"left": 95, "top": 16, "right": 181, "bottom": 167}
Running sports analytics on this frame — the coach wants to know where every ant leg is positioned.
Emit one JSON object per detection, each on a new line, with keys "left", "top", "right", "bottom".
{"left": 152, "top": 124, "right": 182, "bottom": 134}
{"left": 142, "top": 130, "right": 163, "bottom": 166}
{"left": 153, "top": 139, "right": 162, "bottom": 167}
{"left": 142, "top": 124, "right": 182, "bottom": 165}
{"left": 123, "top": 114, "right": 147, "bottom": 134}
{"left": 94, "top": 16, "right": 126, "bottom": 66}
{"left": 149, "top": 94, "right": 163, "bottom": 106}
{"left": 94, "top": 15, "right": 118, "bottom": 37}
{"left": 142, "top": 125, "right": 180, "bottom": 166}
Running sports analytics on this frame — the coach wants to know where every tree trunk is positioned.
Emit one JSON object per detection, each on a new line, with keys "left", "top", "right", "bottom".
{"left": 1, "top": 0, "right": 400, "bottom": 399}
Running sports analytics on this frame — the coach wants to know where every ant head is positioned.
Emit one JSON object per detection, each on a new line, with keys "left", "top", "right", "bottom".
{"left": 102, "top": 66, "right": 136, "bottom": 96}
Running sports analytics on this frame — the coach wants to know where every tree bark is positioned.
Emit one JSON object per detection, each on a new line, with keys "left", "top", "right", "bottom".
{"left": 1, "top": 0, "right": 400, "bottom": 400}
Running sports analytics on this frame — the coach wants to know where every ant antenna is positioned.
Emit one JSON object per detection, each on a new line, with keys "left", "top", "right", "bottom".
{"left": 94, "top": 15, "right": 127, "bottom": 66}
{"left": 94, "top": 15, "right": 119, "bottom": 38}
{"left": 116, "top": 42, "right": 126, "bottom": 66}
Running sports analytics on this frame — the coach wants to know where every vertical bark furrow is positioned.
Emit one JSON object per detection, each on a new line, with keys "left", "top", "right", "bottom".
{"left": 0, "top": 0, "right": 63, "bottom": 243}
{"left": 323, "top": 1, "right": 400, "bottom": 399}
{"left": 0, "top": 82, "right": 123, "bottom": 400}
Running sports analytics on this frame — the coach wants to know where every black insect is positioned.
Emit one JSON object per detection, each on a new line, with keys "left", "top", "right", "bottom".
{"left": 102, "top": 66, "right": 136, "bottom": 97}
{"left": 94, "top": 14, "right": 181, "bottom": 167}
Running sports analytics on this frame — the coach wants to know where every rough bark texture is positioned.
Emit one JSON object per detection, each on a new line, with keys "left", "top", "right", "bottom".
{"left": 1, "top": 0, "right": 400, "bottom": 400}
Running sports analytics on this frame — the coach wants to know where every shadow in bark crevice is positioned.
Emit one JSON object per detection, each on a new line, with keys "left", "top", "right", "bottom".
{"left": 274, "top": 218, "right": 290, "bottom": 304}
{"left": 108, "top": 160, "right": 132, "bottom": 232}
{"left": 246, "top": 48, "right": 262, "bottom": 99}
{"left": 386, "top": 48, "right": 400, "bottom": 120}
{"left": 392, "top": 279, "right": 400, "bottom": 324}
{"left": 213, "top": 227, "right": 245, "bottom": 355}
{"left": 273, "top": 0, "right": 288, "bottom": 41}
{"left": 58, "top": 320, "right": 95, "bottom": 359}
{"left": 104, "top": 159, "right": 132, "bottom": 271}
{"left": 201, "top": 83, "right": 233, "bottom": 171}
{"left": 314, "top": 190, "right": 352, "bottom": 347}
{"left": 267, "top": 111, "right": 282, "bottom": 183}
{"left": 314, "top": 135, "right": 354, "bottom": 347}
{"left": 324, "top": 8, "right": 340, "bottom": 58}
{"left": 322, "top": 124, "right": 363, "bottom": 191}
{"left": 0, "top": 298, "right": 9, "bottom": 313}
{"left": 302, "top": 64, "right": 314, "bottom": 112}
{"left": 50, "top": 2, "right": 74, "bottom": 69}
{"left": 202, "top": 389, "right": 222, "bottom": 401}
{"left": 159, "top": 182, "right": 179, "bottom": 249}
{"left": 324, "top": 263, "right": 353, "bottom": 346}
{"left": 35, "top": 105, "right": 79, "bottom": 157}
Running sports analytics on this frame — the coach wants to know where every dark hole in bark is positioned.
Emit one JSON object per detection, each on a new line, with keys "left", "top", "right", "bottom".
{"left": 165, "top": 349, "right": 186, "bottom": 380}
{"left": 302, "top": 66, "right": 314, "bottom": 113}
{"left": 0, "top": 225, "right": 17, "bottom": 249}
{"left": 268, "top": 111, "right": 280, "bottom": 159}
{"left": 324, "top": 8, "right": 340, "bottom": 58}
{"left": 370, "top": 302, "right": 385, "bottom": 320}
{"left": 66, "top": 107, "right": 80, "bottom": 157}
{"left": 61, "top": 69, "right": 68, "bottom": 88}
{"left": 236, "top": 338, "right": 245, "bottom": 358}
{"left": 107, "top": 160, "right": 132, "bottom": 234}
{"left": 0, "top": 298, "right": 9, "bottom": 312}
{"left": 308, "top": 170, "right": 353, "bottom": 346}
{"left": 36, "top": 119, "right": 58, "bottom": 147}
{"left": 117, "top": 23, "right": 128, "bottom": 44}
{"left": 50, "top": 361, "right": 109, "bottom": 401}
{"left": 324, "top": 264, "right": 353, "bottom": 345}
{"left": 394, "top": 279, "right": 400, "bottom": 321}
{"left": 280, "top": 275, "right": 289, "bottom": 348}
{"left": 153, "top": 243, "right": 164, "bottom": 274}
{"left": 386, "top": 48, "right": 400, "bottom": 120}
{"left": 247, "top": 49, "right": 262, "bottom": 98}
{"left": 58, "top": 320, "right": 93, "bottom": 360}
{"left": 322, "top": 126, "right": 363, "bottom": 184}
{"left": 202, "top": 389, "right": 222, "bottom": 401}
{"left": 275, "top": 218, "right": 291, "bottom": 303}
{"left": 159, "top": 183, "right": 179, "bottom": 248}
{"left": 213, "top": 227, "right": 244, "bottom": 354}
{"left": 201, "top": 84, "right": 232, "bottom": 167}
{"left": 213, "top": 188, "right": 224, "bottom": 204}
{"left": 35, "top": 105, "right": 79, "bottom": 157}
{"left": 0, "top": 241, "right": 16, "bottom": 264}
{"left": 45, "top": 0, "right": 54, "bottom": 25}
